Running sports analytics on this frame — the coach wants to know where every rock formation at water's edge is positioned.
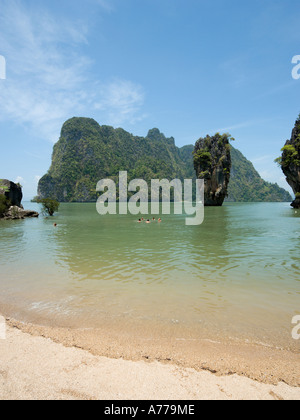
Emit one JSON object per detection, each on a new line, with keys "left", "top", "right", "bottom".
{"left": 0, "top": 179, "right": 23, "bottom": 207}
{"left": 0, "top": 179, "right": 39, "bottom": 219}
{"left": 194, "top": 133, "right": 232, "bottom": 206}
{"left": 277, "top": 116, "right": 300, "bottom": 208}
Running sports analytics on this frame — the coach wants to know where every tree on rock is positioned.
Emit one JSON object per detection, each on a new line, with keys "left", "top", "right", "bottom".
{"left": 193, "top": 133, "right": 233, "bottom": 206}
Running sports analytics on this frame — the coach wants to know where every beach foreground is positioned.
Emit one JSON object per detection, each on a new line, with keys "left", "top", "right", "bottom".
{"left": 0, "top": 322, "right": 299, "bottom": 400}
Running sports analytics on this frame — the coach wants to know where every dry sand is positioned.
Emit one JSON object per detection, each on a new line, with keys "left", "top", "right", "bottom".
{"left": 0, "top": 322, "right": 300, "bottom": 400}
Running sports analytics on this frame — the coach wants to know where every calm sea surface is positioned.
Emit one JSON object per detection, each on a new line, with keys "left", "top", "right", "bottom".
{"left": 0, "top": 202, "right": 299, "bottom": 349}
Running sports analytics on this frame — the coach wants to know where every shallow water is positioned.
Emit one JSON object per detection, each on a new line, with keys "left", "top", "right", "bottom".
{"left": 0, "top": 202, "right": 299, "bottom": 350}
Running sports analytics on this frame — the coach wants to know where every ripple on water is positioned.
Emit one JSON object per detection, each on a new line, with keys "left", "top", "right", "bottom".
{"left": 0, "top": 202, "right": 299, "bottom": 350}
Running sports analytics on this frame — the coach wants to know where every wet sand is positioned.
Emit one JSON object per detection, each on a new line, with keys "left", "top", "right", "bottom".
{"left": 0, "top": 315, "right": 299, "bottom": 400}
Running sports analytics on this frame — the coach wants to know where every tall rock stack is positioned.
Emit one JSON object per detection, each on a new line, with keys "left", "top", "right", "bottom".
{"left": 193, "top": 133, "right": 232, "bottom": 206}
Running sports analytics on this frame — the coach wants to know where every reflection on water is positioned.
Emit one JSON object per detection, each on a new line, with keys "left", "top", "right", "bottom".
{"left": 0, "top": 202, "right": 299, "bottom": 349}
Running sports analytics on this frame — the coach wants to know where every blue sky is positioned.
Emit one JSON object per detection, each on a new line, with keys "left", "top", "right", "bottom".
{"left": 0, "top": 0, "right": 299, "bottom": 199}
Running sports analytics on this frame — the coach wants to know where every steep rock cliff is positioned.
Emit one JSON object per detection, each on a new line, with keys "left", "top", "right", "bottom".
{"left": 38, "top": 117, "right": 188, "bottom": 202}
{"left": 0, "top": 179, "right": 39, "bottom": 219}
{"left": 193, "top": 133, "right": 232, "bottom": 206}
{"left": 0, "top": 179, "right": 23, "bottom": 207}
{"left": 277, "top": 116, "right": 300, "bottom": 208}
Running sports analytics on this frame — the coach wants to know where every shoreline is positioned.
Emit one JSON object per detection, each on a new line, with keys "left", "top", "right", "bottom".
{"left": 2, "top": 314, "right": 300, "bottom": 389}
{"left": 0, "top": 318, "right": 300, "bottom": 400}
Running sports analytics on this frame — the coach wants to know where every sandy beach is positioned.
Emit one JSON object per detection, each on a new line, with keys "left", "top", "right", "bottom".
{"left": 0, "top": 318, "right": 299, "bottom": 400}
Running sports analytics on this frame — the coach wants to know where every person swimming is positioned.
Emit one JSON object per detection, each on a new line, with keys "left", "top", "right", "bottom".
{"left": 158, "top": 218, "right": 162, "bottom": 223}
{"left": 146, "top": 219, "right": 151, "bottom": 224}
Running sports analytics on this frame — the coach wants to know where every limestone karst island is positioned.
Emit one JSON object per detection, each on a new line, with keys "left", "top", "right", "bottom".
{"left": 36, "top": 117, "right": 291, "bottom": 205}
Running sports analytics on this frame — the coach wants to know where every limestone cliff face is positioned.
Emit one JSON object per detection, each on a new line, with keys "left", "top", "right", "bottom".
{"left": 0, "top": 179, "right": 39, "bottom": 219}
{"left": 279, "top": 117, "right": 300, "bottom": 208}
{"left": 0, "top": 179, "right": 23, "bottom": 207}
{"left": 194, "top": 134, "right": 232, "bottom": 206}
{"left": 38, "top": 117, "right": 190, "bottom": 202}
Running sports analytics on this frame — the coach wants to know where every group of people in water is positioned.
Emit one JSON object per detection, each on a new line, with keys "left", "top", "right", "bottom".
{"left": 138, "top": 217, "right": 162, "bottom": 224}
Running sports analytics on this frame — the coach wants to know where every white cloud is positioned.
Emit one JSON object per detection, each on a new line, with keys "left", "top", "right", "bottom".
{"left": 94, "top": 0, "right": 115, "bottom": 12}
{"left": 94, "top": 80, "right": 146, "bottom": 126}
{"left": 15, "top": 176, "right": 24, "bottom": 184}
{"left": 0, "top": 0, "right": 145, "bottom": 142}
{"left": 209, "top": 118, "right": 277, "bottom": 136}
{"left": 251, "top": 154, "right": 274, "bottom": 164}
{"left": 208, "top": 119, "right": 261, "bottom": 135}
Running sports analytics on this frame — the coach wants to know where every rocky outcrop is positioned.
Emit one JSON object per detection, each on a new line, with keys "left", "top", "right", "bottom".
{"left": 0, "top": 179, "right": 39, "bottom": 219}
{"left": 278, "top": 117, "right": 300, "bottom": 208}
{"left": 0, "top": 179, "right": 23, "bottom": 207}
{"left": 292, "top": 197, "right": 300, "bottom": 208}
{"left": 2, "top": 206, "right": 39, "bottom": 220}
{"left": 194, "top": 133, "right": 232, "bottom": 206}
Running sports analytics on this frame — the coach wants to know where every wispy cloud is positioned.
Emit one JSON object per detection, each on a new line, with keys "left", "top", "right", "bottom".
{"left": 0, "top": 0, "right": 145, "bottom": 142}
{"left": 208, "top": 117, "right": 276, "bottom": 136}
{"left": 220, "top": 55, "right": 249, "bottom": 89}
{"left": 94, "top": 0, "right": 115, "bottom": 13}
{"left": 251, "top": 154, "right": 274, "bottom": 164}
{"left": 94, "top": 79, "right": 147, "bottom": 126}
{"left": 15, "top": 176, "right": 24, "bottom": 185}
{"left": 208, "top": 120, "right": 258, "bottom": 135}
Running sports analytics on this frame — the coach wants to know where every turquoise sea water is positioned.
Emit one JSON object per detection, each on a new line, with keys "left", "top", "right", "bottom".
{"left": 0, "top": 202, "right": 299, "bottom": 349}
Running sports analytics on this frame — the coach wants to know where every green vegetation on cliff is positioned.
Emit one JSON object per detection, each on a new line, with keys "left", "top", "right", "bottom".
{"left": 193, "top": 133, "right": 233, "bottom": 206}
{"left": 0, "top": 195, "right": 9, "bottom": 217}
{"left": 38, "top": 117, "right": 292, "bottom": 203}
{"left": 39, "top": 118, "right": 187, "bottom": 202}
{"left": 172, "top": 145, "right": 291, "bottom": 203}
{"left": 276, "top": 115, "right": 300, "bottom": 169}
{"left": 228, "top": 147, "right": 291, "bottom": 202}
{"left": 276, "top": 115, "right": 300, "bottom": 208}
